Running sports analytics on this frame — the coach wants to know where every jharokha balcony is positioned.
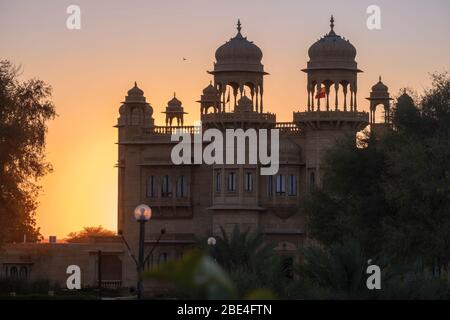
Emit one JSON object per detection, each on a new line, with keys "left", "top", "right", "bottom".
{"left": 293, "top": 110, "right": 369, "bottom": 130}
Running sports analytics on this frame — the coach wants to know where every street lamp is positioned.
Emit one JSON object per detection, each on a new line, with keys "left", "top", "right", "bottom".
{"left": 207, "top": 237, "right": 216, "bottom": 246}
{"left": 207, "top": 237, "right": 216, "bottom": 260}
{"left": 134, "top": 204, "right": 152, "bottom": 300}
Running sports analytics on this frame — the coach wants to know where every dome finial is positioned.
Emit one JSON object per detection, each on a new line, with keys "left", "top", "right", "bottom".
{"left": 134, "top": 81, "right": 138, "bottom": 87}
{"left": 237, "top": 19, "right": 242, "bottom": 34}
{"left": 379, "top": 76, "right": 382, "bottom": 82}
{"left": 174, "top": 91, "right": 176, "bottom": 98}
{"left": 330, "top": 15, "right": 335, "bottom": 31}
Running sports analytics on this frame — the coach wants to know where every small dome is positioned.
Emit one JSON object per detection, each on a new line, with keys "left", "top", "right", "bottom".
{"left": 215, "top": 20, "right": 263, "bottom": 66}
{"left": 308, "top": 16, "right": 357, "bottom": 62}
{"left": 397, "top": 90, "right": 414, "bottom": 105}
{"left": 372, "top": 76, "right": 388, "bottom": 92}
{"left": 235, "top": 95, "right": 253, "bottom": 112}
{"left": 203, "top": 82, "right": 219, "bottom": 95}
{"left": 128, "top": 82, "right": 144, "bottom": 96}
{"left": 168, "top": 92, "right": 182, "bottom": 105}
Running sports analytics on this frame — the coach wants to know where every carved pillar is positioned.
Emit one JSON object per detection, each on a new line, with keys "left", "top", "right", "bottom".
{"left": 316, "top": 82, "right": 321, "bottom": 111}
{"left": 350, "top": 87, "right": 354, "bottom": 112}
{"left": 260, "top": 86, "right": 264, "bottom": 113}
{"left": 255, "top": 86, "right": 259, "bottom": 113}
{"left": 334, "top": 82, "right": 339, "bottom": 111}
{"left": 343, "top": 84, "right": 348, "bottom": 111}
{"left": 325, "top": 84, "right": 330, "bottom": 111}
{"left": 307, "top": 83, "right": 311, "bottom": 111}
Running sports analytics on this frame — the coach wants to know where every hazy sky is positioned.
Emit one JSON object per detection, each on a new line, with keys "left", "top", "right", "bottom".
{"left": 1, "top": 0, "right": 449, "bottom": 238}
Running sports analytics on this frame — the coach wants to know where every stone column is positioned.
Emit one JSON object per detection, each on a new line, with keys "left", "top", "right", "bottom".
{"left": 343, "top": 84, "right": 348, "bottom": 111}
{"left": 307, "top": 84, "right": 311, "bottom": 112}
{"left": 325, "top": 84, "right": 330, "bottom": 111}
{"left": 316, "top": 82, "right": 321, "bottom": 111}
{"left": 334, "top": 82, "right": 339, "bottom": 111}
{"left": 260, "top": 86, "right": 264, "bottom": 113}
{"left": 255, "top": 86, "right": 259, "bottom": 113}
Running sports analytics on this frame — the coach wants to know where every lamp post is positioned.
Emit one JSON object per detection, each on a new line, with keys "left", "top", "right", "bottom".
{"left": 134, "top": 204, "right": 152, "bottom": 300}
{"left": 207, "top": 237, "right": 216, "bottom": 260}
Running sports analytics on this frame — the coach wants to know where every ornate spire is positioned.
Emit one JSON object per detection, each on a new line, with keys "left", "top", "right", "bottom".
{"left": 328, "top": 15, "right": 336, "bottom": 36}
{"left": 237, "top": 19, "right": 242, "bottom": 34}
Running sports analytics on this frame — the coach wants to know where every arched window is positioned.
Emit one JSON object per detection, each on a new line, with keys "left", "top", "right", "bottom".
{"left": 288, "top": 174, "right": 297, "bottom": 196}
{"left": 267, "top": 176, "right": 273, "bottom": 196}
{"left": 310, "top": 172, "right": 315, "bottom": 189}
{"left": 158, "top": 253, "right": 168, "bottom": 264}
{"left": 10, "top": 266, "right": 18, "bottom": 279}
{"left": 275, "top": 175, "right": 285, "bottom": 195}
{"left": 131, "top": 108, "right": 142, "bottom": 125}
{"left": 176, "top": 175, "right": 187, "bottom": 198}
{"left": 227, "top": 172, "right": 236, "bottom": 192}
{"left": 19, "top": 266, "right": 28, "bottom": 280}
{"left": 146, "top": 254, "right": 153, "bottom": 271}
{"left": 161, "top": 175, "right": 172, "bottom": 197}
{"left": 147, "top": 176, "right": 156, "bottom": 197}
{"left": 215, "top": 172, "right": 221, "bottom": 193}
{"left": 244, "top": 172, "right": 253, "bottom": 192}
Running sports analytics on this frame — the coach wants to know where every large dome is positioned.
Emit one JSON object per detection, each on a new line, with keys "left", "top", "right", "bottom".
{"left": 213, "top": 20, "right": 264, "bottom": 73}
{"left": 306, "top": 16, "right": 359, "bottom": 71}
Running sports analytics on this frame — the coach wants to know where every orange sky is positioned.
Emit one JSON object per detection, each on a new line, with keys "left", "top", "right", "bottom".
{"left": 0, "top": 0, "right": 449, "bottom": 238}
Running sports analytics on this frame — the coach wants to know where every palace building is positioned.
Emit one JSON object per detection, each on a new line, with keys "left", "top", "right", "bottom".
{"left": 1, "top": 16, "right": 393, "bottom": 293}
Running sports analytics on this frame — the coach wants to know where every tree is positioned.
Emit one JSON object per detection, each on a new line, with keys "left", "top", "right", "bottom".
{"left": 202, "top": 226, "right": 297, "bottom": 298}
{"left": 0, "top": 60, "right": 56, "bottom": 244}
{"left": 305, "top": 72, "right": 450, "bottom": 273}
{"left": 382, "top": 72, "right": 450, "bottom": 273}
{"left": 66, "top": 226, "right": 116, "bottom": 243}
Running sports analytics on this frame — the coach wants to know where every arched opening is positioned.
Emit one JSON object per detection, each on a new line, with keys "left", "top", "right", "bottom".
{"left": 19, "top": 266, "right": 28, "bottom": 280}
{"left": 10, "top": 266, "right": 18, "bottom": 279}
{"left": 131, "top": 107, "right": 142, "bottom": 125}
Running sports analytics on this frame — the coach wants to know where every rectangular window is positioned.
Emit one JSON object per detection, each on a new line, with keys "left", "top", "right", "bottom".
{"left": 176, "top": 175, "right": 186, "bottom": 198}
{"left": 244, "top": 172, "right": 253, "bottom": 192}
{"left": 267, "top": 176, "right": 273, "bottom": 196}
{"left": 310, "top": 172, "right": 315, "bottom": 190}
{"left": 227, "top": 172, "right": 236, "bottom": 192}
{"left": 216, "top": 172, "right": 221, "bottom": 193}
{"left": 288, "top": 174, "right": 297, "bottom": 196}
{"left": 275, "top": 175, "right": 285, "bottom": 195}
{"left": 147, "top": 176, "right": 155, "bottom": 197}
{"left": 162, "top": 175, "right": 172, "bottom": 197}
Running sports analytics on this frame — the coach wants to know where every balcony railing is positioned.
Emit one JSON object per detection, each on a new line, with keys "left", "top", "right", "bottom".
{"left": 100, "top": 280, "right": 122, "bottom": 289}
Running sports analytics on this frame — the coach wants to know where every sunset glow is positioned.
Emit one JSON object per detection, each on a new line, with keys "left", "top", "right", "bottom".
{"left": 1, "top": 0, "right": 449, "bottom": 238}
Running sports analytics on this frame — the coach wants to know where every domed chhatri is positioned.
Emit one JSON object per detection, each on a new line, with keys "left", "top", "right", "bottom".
{"left": 214, "top": 19, "right": 263, "bottom": 70}
{"left": 198, "top": 82, "right": 221, "bottom": 115}
{"left": 308, "top": 15, "right": 357, "bottom": 63}
{"left": 209, "top": 20, "right": 268, "bottom": 115}
{"left": 127, "top": 81, "right": 144, "bottom": 96}
{"left": 118, "top": 82, "right": 154, "bottom": 127}
{"left": 235, "top": 95, "right": 253, "bottom": 112}
{"left": 302, "top": 15, "right": 363, "bottom": 113}
{"left": 163, "top": 93, "right": 187, "bottom": 126}
{"left": 202, "top": 82, "right": 219, "bottom": 95}
{"left": 167, "top": 92, "right": 182, "bottom": 109}
{"left": 372, "top": 76, "right": 389, "bottom": 92}
{"left": 366, "top": 76, "right": 393, "bottom": 124}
